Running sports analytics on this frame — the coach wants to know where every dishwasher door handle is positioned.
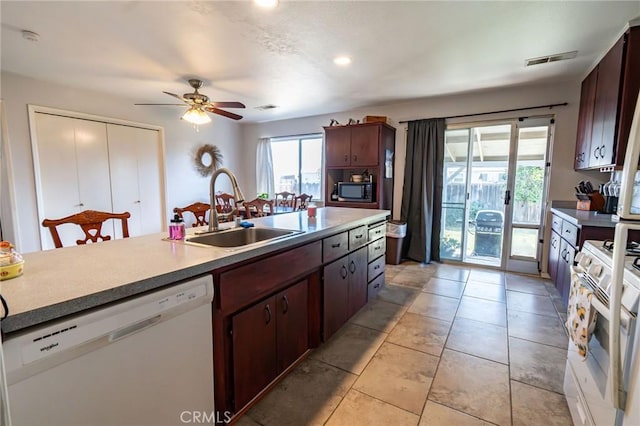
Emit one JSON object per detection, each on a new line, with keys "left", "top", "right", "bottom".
{"left": 109, "top": 315, "right": 162, "bottom": 342}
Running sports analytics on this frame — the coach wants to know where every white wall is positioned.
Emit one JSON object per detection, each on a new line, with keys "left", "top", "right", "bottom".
{"left": 242, "top": 79, "right": 605, "bottom": 217}
{"left": 1, "top": 72, "right": 245, "bottom": 253}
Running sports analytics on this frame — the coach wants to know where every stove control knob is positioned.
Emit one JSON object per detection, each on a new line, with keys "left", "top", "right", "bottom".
{"left": 599, "top": 274, "right": 611, "bottom": 291}
{"left": 575, "top": 252, "right": 584, "bottom": 263}
{"left": 590, "top": 264, "right": 603, "bottom": 277}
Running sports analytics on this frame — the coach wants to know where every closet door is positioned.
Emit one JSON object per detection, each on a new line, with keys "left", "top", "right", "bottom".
{"left": 107, "top": 124, "right": 164, "bottom": 237}
{"left": 33, "top": 113, "right": 112, "bottom": 250}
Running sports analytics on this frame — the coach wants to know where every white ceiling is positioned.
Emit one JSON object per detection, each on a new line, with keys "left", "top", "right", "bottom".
{"left": 2, "top": 1, "right": 640, "bottom": 123}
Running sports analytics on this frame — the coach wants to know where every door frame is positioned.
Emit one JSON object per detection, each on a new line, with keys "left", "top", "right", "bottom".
{"left": 444, "top": 115, "right": 554, "bottom": 272}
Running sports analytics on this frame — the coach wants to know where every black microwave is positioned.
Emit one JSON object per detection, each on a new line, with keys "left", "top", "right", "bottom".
{"left": 338, "top": 182, "right": 375, "bottom": 202}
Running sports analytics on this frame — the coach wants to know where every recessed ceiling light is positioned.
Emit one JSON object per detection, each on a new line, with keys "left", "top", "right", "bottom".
{"left": 254, "top": 0, "right": 278, "bottom": 8}
{"left": 334, "top": 56, "right": 352, "bottom": 66}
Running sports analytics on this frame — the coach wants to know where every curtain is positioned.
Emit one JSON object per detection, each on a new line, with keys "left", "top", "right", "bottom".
{"left": 256, "top": 138, "right": 275, "bottom": 197}
{"left": 400, "top": 118, "right": 445, "bottom": 263}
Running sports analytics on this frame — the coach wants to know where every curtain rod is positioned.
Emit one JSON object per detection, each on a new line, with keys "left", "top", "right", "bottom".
{"left": 398, "top": 102, "right": 568, "bottom": 123}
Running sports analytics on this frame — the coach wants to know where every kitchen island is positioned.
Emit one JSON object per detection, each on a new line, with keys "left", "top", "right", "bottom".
{"left": 1, "top": 207, "right": 389, "bottom": 422}
{"left": 1, "top": 207, "right": 387, "bottom": 334}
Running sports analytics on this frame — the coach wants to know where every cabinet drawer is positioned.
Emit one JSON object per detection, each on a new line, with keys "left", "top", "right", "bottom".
{"left": 219, "top": 241, "right": 322, "bottom": 314}
{"left": 551, "top": 215, "right": 563, "bottom": 234}
{"left": 368, "top": 273, "right": 385, "bottom": 301}
{"left": 323, "top": 232, "right": 349, "bottom": 263}
{"left": 368, "top": 223, "right": 385, "bottom": 242}
{"left": 368, "top": 255, "right": 385, "bottom": 281}
{"left": 561, "top": 221, "right": 579, "bottom": 246}
{"left": 349, "top": 225, "right": 368, "bottom": 250}
{"left": 368, "top": 237, "right": 386, "bottom": 262}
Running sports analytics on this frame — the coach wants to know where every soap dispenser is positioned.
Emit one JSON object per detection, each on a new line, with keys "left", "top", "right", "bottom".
{"left": 169, "top": 214, "right": 185, "bottom": 240}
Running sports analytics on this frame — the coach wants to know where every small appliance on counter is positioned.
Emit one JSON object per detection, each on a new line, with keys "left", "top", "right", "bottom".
{"left": 337, "top": 181, "right": 375, "bottom": 202}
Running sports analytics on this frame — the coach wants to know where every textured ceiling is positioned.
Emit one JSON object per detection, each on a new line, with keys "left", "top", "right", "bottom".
{"left": 2, "top": 1, "right": 640, "bottom": 123}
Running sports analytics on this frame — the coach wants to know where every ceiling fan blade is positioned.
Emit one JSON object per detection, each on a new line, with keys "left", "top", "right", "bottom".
{"left": 162, "top": 91, "right": 189, "bottom": 102}
{"left": 209, "top": 101, "right": 246, "bottom": 109}
{"left": 134, "top": 103, "right": 187, "bottom": 106}
{"left": 205, "top": 107, "right": 243, "bottom": 121}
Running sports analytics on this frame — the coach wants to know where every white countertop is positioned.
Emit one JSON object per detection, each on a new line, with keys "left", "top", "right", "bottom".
{"left": 1, "top": 207, "right": 388, "bottom": 334}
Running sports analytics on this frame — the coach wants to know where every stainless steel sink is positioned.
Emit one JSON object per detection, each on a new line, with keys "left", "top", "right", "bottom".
{"left": 184, "top": 227, "right": 303, "bottom": 248}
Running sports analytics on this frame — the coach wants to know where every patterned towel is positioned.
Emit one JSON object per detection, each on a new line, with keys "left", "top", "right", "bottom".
{"left": 566, "top": 275, "right": 598, "bottom": 359}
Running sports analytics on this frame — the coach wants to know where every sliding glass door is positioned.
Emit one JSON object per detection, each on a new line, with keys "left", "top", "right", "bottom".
{"left": 440, "top": 117, "right": 552, "bottom": 273}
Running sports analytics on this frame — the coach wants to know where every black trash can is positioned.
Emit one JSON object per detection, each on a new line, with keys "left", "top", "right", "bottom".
{"left": 472, "top": 210, "right": 503, "bottom": 257}
{"left": 386, "top": 221, "right": 407, "bottom": 265}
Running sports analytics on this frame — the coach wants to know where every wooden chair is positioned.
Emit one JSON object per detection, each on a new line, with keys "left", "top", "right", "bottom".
{"left": 243, "top": 198, "right": 274, "bottom": 218}
{"left": 274, "top": 191, "right": 295, "bottom": 208}
{"left": 215, "top": 193, "right": 237, "bottom": 222}
{"left": 294, "top": 194, "right": 313, "bottom": 210}
{"left": 42, "top": 210, "right": 131, "bottom": 249}
{"left": 173, "top": 202, "right": 210, "bottom": 227}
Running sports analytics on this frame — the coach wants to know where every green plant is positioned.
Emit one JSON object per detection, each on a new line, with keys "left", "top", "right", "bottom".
{"left": 440, "top": 237, "right": 460, "bottom": 258}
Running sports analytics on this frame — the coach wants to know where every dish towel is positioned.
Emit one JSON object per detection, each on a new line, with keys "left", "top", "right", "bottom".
{"left": 566, "top": 275, "right": 598, "bottom": 359}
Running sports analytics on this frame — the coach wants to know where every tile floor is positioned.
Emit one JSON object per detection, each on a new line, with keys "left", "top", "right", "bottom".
{"left": 237, "top": 261, "right": 573, "bottom": 426}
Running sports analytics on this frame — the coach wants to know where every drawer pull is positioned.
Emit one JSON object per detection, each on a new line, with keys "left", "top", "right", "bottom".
{"left": 374, "top": 246, "right": 381, "bottom": 250}
{"left": 374, "top": 265, "right": 380, "bottom": 270}
{"left": 355, "top": 234, "right": 364, "bottom": 239}
{"left": 340, "top": 265, "right": 348, "bottom": 279}
{"left": 264, "top": 304, "right": 272, "bottom": 324}
{"left": 331, "top": 243, "right": 341, "bottom": 248}
{"left": 373, "top": 283, "right": 380, "bottom": 289}
{"left": 282, "top": 295, "right": 289, "bottom": 314}
{"left": 349, "top": 260, "right": 356, "bottom": 274}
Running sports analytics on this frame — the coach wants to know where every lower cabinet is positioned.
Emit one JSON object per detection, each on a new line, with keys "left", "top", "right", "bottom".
{"left": 548, "top": 230, "right": 561, "bottom": 284}
{"left": 323, "top": 246, "right": 368, "bottom": 341}
{"left": 232, "top": 279, "right": 308, "bottom": 409}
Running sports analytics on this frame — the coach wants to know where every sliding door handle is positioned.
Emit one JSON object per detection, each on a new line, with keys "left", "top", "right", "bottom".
{"left": 504, "top": 190, "right": 511, "bottom": 205}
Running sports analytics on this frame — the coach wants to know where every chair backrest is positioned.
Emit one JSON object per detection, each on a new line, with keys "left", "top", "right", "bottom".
{"left": 294, "top": 194, "right": 313, "bottom": 210}
{"left": 42, "top": 210, "right": 131, "bottom": 249}
{"left": 173, "top": 202, "right": 210, "bottom": 227}
{"left": 274, "top": 191, "right": 295, "bottom": 208}
{"left": 243, "top": 198, "right": 274, "bottom": 218}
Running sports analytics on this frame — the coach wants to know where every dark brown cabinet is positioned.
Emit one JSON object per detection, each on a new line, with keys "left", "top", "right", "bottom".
{"left": 324, "top": 122, "right": 396, "bottom": 211}
{"left": 323, "top": 246, "right": 368, "bottom": 341}
{"left": 325, "top": 125, "right": 379, "bottom": 167}
{"left": 574, "top": 68, "right": 598, "bottom": 169}
{"left": 232, "top": 296, "right": 277, "bottom": 409}
{"left": 575, "top": 26, "right": 640, "bottom": 170}
{"left": 231, "top": 279, "right": 308, "bottom": 409}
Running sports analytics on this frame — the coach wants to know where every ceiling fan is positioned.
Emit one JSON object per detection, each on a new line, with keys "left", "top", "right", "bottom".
{"left": 135, "top": 79, "right": 246, "bottom": 123}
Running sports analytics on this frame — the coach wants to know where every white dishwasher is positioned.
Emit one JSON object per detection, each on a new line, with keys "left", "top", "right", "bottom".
{"left": 3, "top": 274, "right": 214, "bottom": 426}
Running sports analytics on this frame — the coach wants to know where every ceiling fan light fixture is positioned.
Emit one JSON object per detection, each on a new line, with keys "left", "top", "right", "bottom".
{"left": 254, "top": 0, "right": 278, "bottom": 8}
{"left": 182, "top": 107, "right": 211, "bottom": 125}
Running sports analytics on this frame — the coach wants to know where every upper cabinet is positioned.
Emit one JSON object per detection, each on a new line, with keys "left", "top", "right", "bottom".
{"left": 323, "top": 122, "right": 396, "bottom": 212}
{"left": 574, "top": 26, "right": 640, "bottom": 170}
{"left": 325, "top": 124, "right": 380, "bottom": 167}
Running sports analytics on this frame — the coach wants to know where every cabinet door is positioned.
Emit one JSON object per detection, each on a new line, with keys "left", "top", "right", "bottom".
{"left": 232, "top": 296, "right": 277, "bottom": 410}
{"left": 276, "top": 280, "right": 308, "bottom": 373}
{"left": 575, "top": 68, "right": 598, "bottom": 169}
{"left": 325, "top": 127, "right": 351, "bottom": 167}
{"left": 107, "top": 124, "right": 164, "bottom": 237}
{"left": 592, "top": 37, "right": 624, "bottom": 167}
{"left": 548, "top": 230, "right": 561, "bottom": 284}
{"left": 323, "top": 257, "right": 349, "bottom": 341}
{"left": 347, "top": 247, "right": 368, "bottom": 317}
{"left": 350, "top": 125, "right": 379, "bottom": 167}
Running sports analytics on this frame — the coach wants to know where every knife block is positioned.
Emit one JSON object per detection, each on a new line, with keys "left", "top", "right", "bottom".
{"left": 576, "top": 192, "right": 605, "bottom": 211}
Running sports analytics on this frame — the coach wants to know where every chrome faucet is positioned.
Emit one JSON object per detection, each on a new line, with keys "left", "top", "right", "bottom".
{"left": 208, "top": 167, "right": 246, "bottom": 232}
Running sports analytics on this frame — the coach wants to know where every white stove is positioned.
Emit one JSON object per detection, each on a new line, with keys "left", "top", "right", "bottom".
{"left": 565, "top": 240, "right": 639, "bottom": 426}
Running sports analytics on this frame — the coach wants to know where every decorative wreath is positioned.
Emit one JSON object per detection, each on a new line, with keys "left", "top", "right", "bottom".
{"left": 193, "top": 144, "right": 223, "bottom": 177}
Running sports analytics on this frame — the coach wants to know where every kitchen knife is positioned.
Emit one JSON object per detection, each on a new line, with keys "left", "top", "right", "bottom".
{"left": 578, "top": 181, "right": 587, "bottom": 193}
{"left": 585, "top": 181, "right": 594, "bottom": 193}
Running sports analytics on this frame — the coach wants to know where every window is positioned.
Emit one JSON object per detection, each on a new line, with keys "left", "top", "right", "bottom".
{"left": 271, "top": 134, "right": 323, "bottom": 200}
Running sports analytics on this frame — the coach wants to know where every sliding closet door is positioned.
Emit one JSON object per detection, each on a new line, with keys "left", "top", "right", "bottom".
{"left": 107, "top": 124, "right": 164, "bottom": 237}
{"left": 33, "top": 113, "right": 113, "bottom": 250}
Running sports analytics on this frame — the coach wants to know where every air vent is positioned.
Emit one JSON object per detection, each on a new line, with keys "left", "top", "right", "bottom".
{"left": 255, "top": 104, "right": 278, "bottom": 111}
{"left": 525, "top": 50, "right": 577, "bottom": 67}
